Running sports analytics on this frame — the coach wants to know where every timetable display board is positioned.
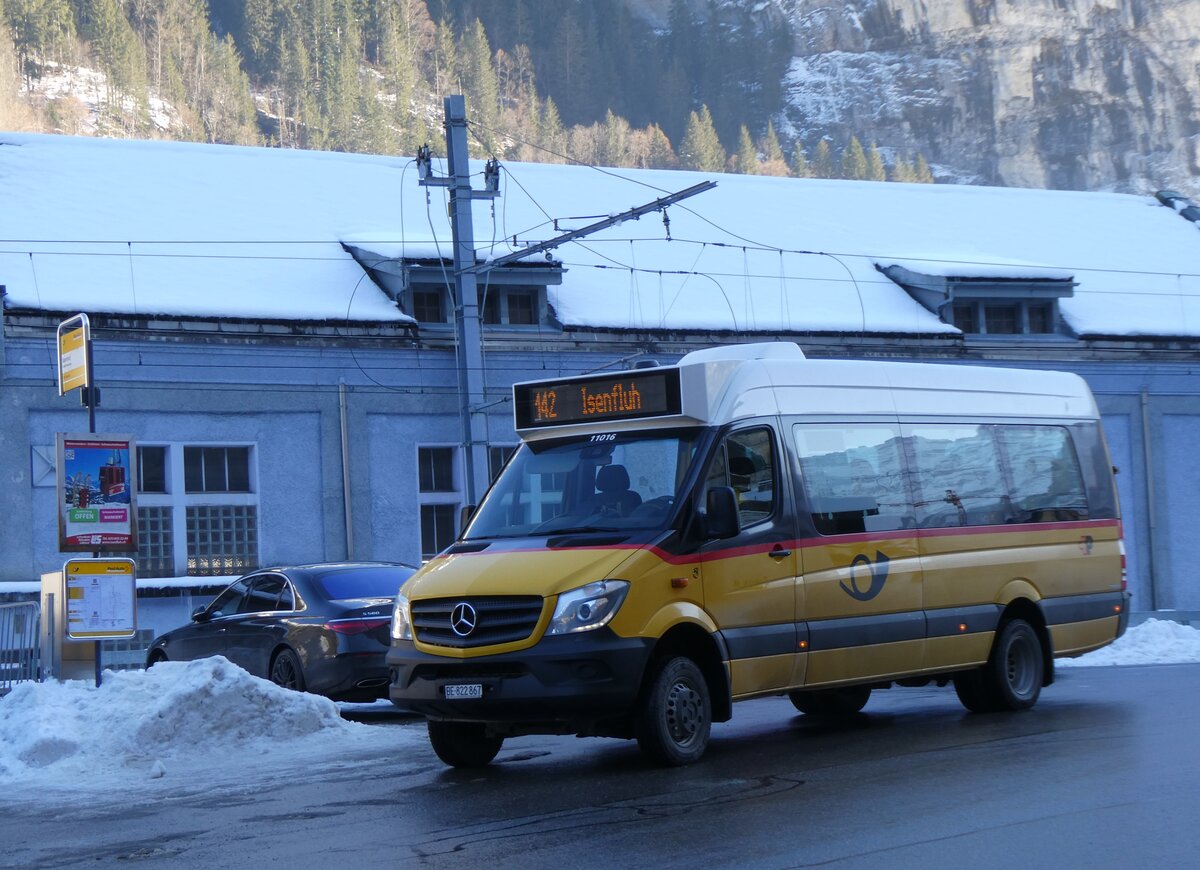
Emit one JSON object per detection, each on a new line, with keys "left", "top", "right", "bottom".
{"left": 514, "top": 368, "right": 683, "bottom": 430}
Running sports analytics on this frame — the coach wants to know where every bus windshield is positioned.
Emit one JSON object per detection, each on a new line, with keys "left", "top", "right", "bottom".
{"left": 465, "top": 430, "right": 706, "bottom": 538}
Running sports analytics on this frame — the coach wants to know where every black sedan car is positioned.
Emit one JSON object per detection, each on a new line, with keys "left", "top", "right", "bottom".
{"left": 146, "top": 562, "right": 415, "bottom": 702}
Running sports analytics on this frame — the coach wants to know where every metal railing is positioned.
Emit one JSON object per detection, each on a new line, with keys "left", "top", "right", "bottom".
{"left": 0, "top": 602, "right": 41, "bottom": 696}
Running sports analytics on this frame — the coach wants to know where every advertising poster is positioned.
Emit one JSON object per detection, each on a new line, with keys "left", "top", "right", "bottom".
{"left": 56, "top": 433, "right": 138, "bottom": 552}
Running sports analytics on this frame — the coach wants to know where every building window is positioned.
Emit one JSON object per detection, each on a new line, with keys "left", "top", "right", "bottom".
{"left": 418, "top": 446, "right": 461, "bottom": 560}
{"left": 138, "top": 446, "right": 167, "bottom": 494}
{"left": 488, "top": 445, "right": 516, "bottom": 481}
{"left": 186, "top": 505, "right": 258, "bottom": 577}
{"left": 419, "top": 447, "right": 456, "bottom": 492}
{"left": 136, "top": 443, "right": 258, "bottom": 578}
{"left": 412, "top": 288, "right": 444, "bottom": 323}
{"left": 506, "top": 291, "right": 536, "bottom": 325}
{"left": 948, "top": 300, "right": 1059, "bottom": 336}
{"left": 185, "top": 446, "right": 250, "bottom": 493}
{"left": 984, "top": 304, "right": 1019, "bottom": 335}
{"left": 420, "top": 504, "right": 457, "bottom": 559}
{"left": 1027, "top": 303, "right": 1052, "bottom": 333}
{"left": 136, "top": 505, "right": 174, "bottom": 576}
{"left": 950, "top": 304, "right": 977, "bottom": 334}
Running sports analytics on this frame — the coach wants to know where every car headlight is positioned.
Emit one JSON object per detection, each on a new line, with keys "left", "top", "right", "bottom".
{"left": 546, "top": 580, "right": 629, "bottom": 635}
{"left": 391, "top": 592, "right": 413, "bottom": 641}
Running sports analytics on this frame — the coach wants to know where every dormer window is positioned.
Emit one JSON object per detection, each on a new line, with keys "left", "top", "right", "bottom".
{"left": 342, "top": 244, "right": 562, "bottom": 330}
{"left": 881, "top": 264, "right": 1075, "bottom": 338}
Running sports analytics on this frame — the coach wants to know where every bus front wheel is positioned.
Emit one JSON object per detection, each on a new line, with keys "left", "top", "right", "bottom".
{"left": 427, "top": 721, "right": 504, "bottom": 768}
{"left": 635, "top": 656, "right": 712, "bottom": 766}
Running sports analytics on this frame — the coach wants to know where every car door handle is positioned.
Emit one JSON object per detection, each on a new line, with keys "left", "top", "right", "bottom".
{"left": 769, "top": 547, "right": 791, "bottom": 560}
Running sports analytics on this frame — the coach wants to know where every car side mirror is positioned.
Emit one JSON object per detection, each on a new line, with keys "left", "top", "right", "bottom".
{"left": 460, "top": 504, "right": 476, "bottom": 531}
{"left": 191, "top": 605, "right": 210, "bottom": 623}
{"left": 704, "top": 486, "right": 740, "bottom": 540}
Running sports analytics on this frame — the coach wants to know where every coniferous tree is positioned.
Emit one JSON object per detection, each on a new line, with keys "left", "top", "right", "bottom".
{"left": 867, "top": 141, "right": 886, "bottom": 182}
{"left": 914, "top": 153, "right": 935, "bottom": 183}
{"left": 758, "top": 121, "right": 788, "bottom": 176}
{"left": 646, "top": 123, "right": 677, "bottom": 169}
{"left": 734, "top": 124, "right": 758, "bottom": 174}
{"left": 538, "top": 95, "right": 566, "bottom": 162}
{"left": 841, "top": 135, "right": 868, "bottom": 180}
{"left": 790, "top": 142, "right": 811, "bottom": 178}
{"left": 891, "top": 155, "right": 915, "bottom": 182}
{"left": 679, "top": 104, "right": 725, "bottom": 171}
{"left": 0, "top": 17, "right": 38, "bottom": 129}
{"left": 811, "top": 139, "right": 833, "bottom": 179}
{"left": 602, "top": 109, "right": 628, "bottom": 167}
{"left": 458, "top": 18, "right": 499, "bottom": 154}
{"left": 4, "top": 0, "right": 75, "bottom": 83}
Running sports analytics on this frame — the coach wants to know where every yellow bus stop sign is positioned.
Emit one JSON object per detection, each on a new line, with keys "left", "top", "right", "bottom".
{"left": 57, "top": 314, "right": 91, "bottom": 396}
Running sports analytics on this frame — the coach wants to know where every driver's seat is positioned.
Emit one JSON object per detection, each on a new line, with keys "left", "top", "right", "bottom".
{"left": 592, "top": 464, "right": 642, "bottom": 517}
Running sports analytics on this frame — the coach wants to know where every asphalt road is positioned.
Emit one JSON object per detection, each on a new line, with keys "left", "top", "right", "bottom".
{"left": 5, "top": 664, "right": 1198, "bottom": 869}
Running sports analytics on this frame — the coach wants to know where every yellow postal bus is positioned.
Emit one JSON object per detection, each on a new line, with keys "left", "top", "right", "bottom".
{"left": 387, "top": 343, "right": 1129, "bottom": 767}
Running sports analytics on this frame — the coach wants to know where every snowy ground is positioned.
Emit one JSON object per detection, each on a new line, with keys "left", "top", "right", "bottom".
{"left": 1, "top": 619, "right": 1197, "bottom": 804}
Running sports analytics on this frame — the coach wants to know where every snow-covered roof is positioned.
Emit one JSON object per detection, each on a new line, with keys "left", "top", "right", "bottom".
{"left": 2, "top": 132, "right": 1198, "bottom": 336}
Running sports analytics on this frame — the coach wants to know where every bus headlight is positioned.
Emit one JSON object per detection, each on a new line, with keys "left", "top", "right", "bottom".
{"left": 546, "top": 580, "right": 629, "bottom": 635}
{"left": 391, "top": 593, "right": 413, "bottom": 641}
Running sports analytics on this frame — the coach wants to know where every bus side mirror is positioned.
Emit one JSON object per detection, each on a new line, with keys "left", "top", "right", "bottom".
{"left": 704, "top": 486, "right": 740, "bottom": 540}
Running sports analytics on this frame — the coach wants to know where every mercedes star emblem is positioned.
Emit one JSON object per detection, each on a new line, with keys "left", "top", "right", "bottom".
{"left": 450, "top": 602, "right": 477, "bottom": 637}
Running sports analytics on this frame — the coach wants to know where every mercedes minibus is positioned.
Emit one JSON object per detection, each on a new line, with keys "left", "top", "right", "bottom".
{"left": 387, "top": 342, "right": 1129, "bottom": 767}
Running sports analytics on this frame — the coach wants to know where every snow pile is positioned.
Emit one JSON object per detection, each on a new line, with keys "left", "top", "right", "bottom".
{"left": 1059, "top": 618, "right": 1200, "bottom": 667}
{"left": 0, "top": 657, "right": 384, "bottom": 789}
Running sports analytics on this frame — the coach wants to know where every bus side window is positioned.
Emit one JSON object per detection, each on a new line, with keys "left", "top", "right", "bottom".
{"left": 794, "top": 424, "right": 913, "bottom": 535}
{"left": 996, "top": 425, "right": 1089, "bottom": 523}
{"left": 904, "top": 424, "right": 1009, "bottom": 528}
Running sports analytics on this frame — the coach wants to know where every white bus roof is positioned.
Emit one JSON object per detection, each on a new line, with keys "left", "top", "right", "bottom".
{"left": 514, "top": 342, "right": 1098, "bottom": 440}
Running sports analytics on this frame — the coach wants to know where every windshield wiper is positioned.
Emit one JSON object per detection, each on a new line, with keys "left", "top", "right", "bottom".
{"left": 537, "top": 524, "right": 622, "bottom": 535}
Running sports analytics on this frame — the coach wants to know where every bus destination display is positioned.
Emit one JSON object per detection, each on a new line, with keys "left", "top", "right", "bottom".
{"left": 514, "top": 368, "right": 682, "bottom": 429}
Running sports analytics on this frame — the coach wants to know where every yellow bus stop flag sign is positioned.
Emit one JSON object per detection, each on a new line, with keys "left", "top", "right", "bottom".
{"left": 57, "top": 314, "right": 91, "bottom": 396}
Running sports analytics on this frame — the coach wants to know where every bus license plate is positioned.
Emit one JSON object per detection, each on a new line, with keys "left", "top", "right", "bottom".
{"left": 444, "top": 683, "right": 483, "bottom": 700}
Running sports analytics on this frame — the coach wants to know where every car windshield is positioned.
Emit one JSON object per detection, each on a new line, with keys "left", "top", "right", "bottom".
{"left": 465, "top": 429, "right": 705, "bottom": 539}
{"left": 317, "top": 567, "right": 413, "bottom": 601}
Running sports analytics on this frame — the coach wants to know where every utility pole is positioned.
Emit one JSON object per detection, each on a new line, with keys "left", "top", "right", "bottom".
{"left": 418, "top": 95, "right": 716, "bottom": 508}
{"left": 419, "top": 95, "right": 499, "bottom": 505}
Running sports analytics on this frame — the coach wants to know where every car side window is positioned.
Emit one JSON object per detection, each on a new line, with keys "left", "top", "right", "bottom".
{"left": 208, "top": 579, "right": 250, "bottom": 618}
{"left": 239, "top": 575, "right": 287, "bottom": 613}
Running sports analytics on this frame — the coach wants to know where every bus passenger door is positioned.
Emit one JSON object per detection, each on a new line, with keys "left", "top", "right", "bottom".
{"left": 699, "top": 425, "right": 799, "bottom": 698}
{"left": 793, "top": 423, "right": 925, "bottom": 686}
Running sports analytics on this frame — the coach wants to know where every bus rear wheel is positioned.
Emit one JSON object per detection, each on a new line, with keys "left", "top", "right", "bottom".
{"left": 955, "top": 618, "right": 1044, "bottom": 713}
{"left": 427, "top": 721, "right": 504, "bottom": 768}
{"left": 788, "top": 685, "right": 871, "bottom": 716}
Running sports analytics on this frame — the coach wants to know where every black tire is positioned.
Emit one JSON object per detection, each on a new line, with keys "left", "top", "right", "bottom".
{"left": 635, "top": 656, "right": 712, "bottom": 766}
{"left": 788, "top": 685, "right": 871, "bottom": 716}
{"left": 955, "top": 618, "right": 1044, "bottom": 713}
{"left": 427, "top": 721, "right": 504, "bottom": 768}
{"left": 269, "top": 648, "right": 306, "bottom": 692}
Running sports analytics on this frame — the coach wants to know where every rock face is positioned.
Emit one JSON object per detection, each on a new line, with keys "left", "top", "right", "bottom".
{"left": 626, "top": 0, "right": 1200, "bottom": 193}
{"left": 777, "top": 0, "right": 1200, "bottom": 192}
